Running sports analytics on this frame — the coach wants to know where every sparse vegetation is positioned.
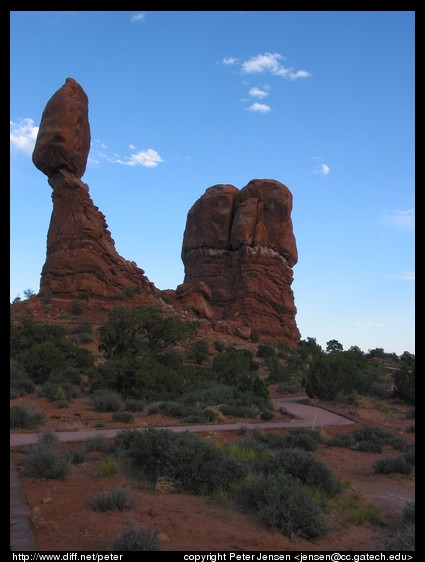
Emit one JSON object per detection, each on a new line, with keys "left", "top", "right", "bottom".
{"left": 10, "top": 404, "right": 46, "bottom": 429}
{"left": 110, "top": 522, "right": 161, "bottom": 551}
{"left": 90, "top": 487, "right": 134, "bottom": 512}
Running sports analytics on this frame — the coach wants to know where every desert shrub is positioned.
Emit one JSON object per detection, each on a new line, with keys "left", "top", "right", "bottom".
{"left": 373, "top": 456, "right": 413, "bottom": 475}
{"left": 276, "top": 382, "right": 304, "bottom": 394}
{"left": 110, "top": 523, "right": 161, "bottom": 551}
{"left": 384, "top": 501, "right": 415, "bottom": 551}
{"left": 40, "top": 382, "right": 81, "bottom": 402}
{"left": 21, "top": 444, "right": 70, "bottom": 480}
{"left": 339, "top": 492, "right": 382, "bottom": 526}
{"left": 239, "top": 471, "right": 329, "bottom": 539}
{"left": 280, "top": 428, "right": 323, "bottom": 451}
{"left": 327, "top": 433, "right": 356, "bottom": 448}
{"left": 352, "top": 426, "right": 407, "bottom": 452}
{"left": 220, "top": 403, "right": 260, "bottom": 418}
{"left": 90, "top": 487, "right": 134, "bottom": 512}
{"left": 404, "top": 444, "right": 415, "bottom": 465}
{"left": 112, "top": 411, "right": 134, "bottom": 423}
{"left": 260, "top": 410, "right": 274, "bottom": 421}
{"left": 10, "top": 358, "right": 35, "bottom": 397}
{"left": 124, "top": 398, "right": 144, "bottom": 412}
{"left": 187, "top": 339, "right": 210, "bottom": 364}
{"left": 393, "top": 353, "right": 415, "bottom": 404}
{"left": 65, "top": 448, "right": 86, "bottom": 464}
{"left": 90, "top": 389, "right": 124, "bottom": 412}
{"left": 11, "top": 317, "right": 94, "bottom": 384}
{"left": 84, "top": 435, "right": 112, "bottom": 452}
{"left": 49, "top": 367, "right": 82, "bottom": 385}
{"left": 179, "top": 382, "right": 235, "bottom": 407}
{"left": 36, "top": 430, "right": 59, "bottom": 449}
{"left": 114, "top": 428, "right": 249, "bottom": 495}
{"left": 356, "top": 440, "right": 384, "bottom": 453}
{"left": 98, "top": 458, "right": 120, "bottom": 477}
{"left": 183, "top": 409, "right": 217, "bottom": 423}
{"left": 10, "top": 404, "right": 46, "bottom": 429}
{"left": 261, "top": 449, "right": 341, "bottom": 496}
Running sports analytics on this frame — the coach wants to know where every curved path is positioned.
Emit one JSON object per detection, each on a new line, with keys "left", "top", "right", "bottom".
{"left": 10, "top": 396, "right": 357, "bottom": 448}
{"left": 10, "top": 396, "right": 357, "bottom": 551}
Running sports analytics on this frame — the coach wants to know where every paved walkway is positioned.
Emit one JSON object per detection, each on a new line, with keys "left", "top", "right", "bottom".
{"left": 10, "top": 396, "right": 357, "bottom": 551}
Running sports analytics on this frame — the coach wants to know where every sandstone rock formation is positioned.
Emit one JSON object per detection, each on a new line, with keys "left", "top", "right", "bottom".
{"left": 24, "top": 77, "right": 300, "bottom": 346}
{"left": 31, "top": 78, "right": 156, "bottom": 299}
{"left": 180, "top": 179, "right": 300, "bottom": 345}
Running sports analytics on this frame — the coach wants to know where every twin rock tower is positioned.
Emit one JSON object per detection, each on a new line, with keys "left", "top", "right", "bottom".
{"left": 29, "top": 77, "right": 300, "bottom": 346}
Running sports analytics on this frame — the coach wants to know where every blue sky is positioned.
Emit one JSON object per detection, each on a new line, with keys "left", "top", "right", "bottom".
{"left": 10, "top": 11, "right": 415, "bottom": 355}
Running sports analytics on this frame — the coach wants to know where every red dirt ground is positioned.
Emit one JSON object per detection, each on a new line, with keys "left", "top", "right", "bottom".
{"left": 10, "top": 393, "right": 415, "bottom": 552}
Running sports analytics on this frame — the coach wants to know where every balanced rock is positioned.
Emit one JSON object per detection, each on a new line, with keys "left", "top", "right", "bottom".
{"left": 32, "top": 78, "right": 155, "bottom": 299}
{"left": 181, "top": 179, "right": 300, "bottom": 345}
{"left": 32, "top": 77, "right": 91, "bottom": 179}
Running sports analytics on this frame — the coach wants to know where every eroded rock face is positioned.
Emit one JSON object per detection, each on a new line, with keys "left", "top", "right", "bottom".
{"left": 32, "top": 78, "right": 155, "bottom": 299}
{"left": 181, "top": 179, "right": 300, "bottom": 345}
{"left": 32, "top": 77, "right": 91, "bottom": 179}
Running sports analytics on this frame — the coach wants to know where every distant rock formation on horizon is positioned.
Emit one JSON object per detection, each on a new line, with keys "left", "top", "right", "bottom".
{"left": 22, "top": 77, "right": 300, "bottom": 346}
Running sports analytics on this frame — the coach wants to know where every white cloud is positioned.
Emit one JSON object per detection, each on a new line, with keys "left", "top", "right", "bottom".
{"left": 381, "top": 208, "right": 415, "bottom": 230}
{"left": 242, "top": 52, "right": 311, "bottom": 80}
{"left": 129, "top": 144, "right": 136, "bottom": 150}
{"left": 249, "top": 86, "right": 269, "bottom": 99}
{"left": 115, "top": 148, "right": 164, "bottom": 168}
{"left": 392, "top": 271, "right": 415, "bottom": 281}
{"left": 247, "top": 102, "right": 271, "bottom": 113}
{"left": 10, "top": 118, "right": 39, "bottom": 156}
{"left": 130, "top": 12, "right": 145, "bottom": 22}
{"left": 223, "top": 56, "right": 238, "bottom": 65}
{"left": 314, "top": 163, "right": 331, "bottom": 176}
{"left": 354, "top": 322, "right": 387, "bottom": 329}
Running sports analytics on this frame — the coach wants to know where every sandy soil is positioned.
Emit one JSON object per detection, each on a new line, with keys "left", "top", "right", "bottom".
{"left": 10, "top": 392, "right": 415, "bottom": 552}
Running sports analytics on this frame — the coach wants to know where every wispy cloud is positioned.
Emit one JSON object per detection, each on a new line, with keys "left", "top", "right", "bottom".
{"left": 10, "top": 118, "right": 39, "bottom": 156}
{"left": 314, "top": 163, "right": 331, "bottom": 176}
{"left": 242, "top": 52, "right": 311, "bottom": 80}
{"left": 354, "top": 322, "right": 387, "bottom": 329}
{"left": 222, "top": 56, "right": 238, "bottom": 65}
{"left": 130, "top": 12, "right": 145, "bottom": 23}
{"left": 249, "top": 85, "right": 269, "bottom": 99}
{"left": 247, "top": 102, "right": 271, "bottom": 113}
{"left": 381, "top": 208, "right": 415, "bottom": 231}
{"left": 391, "top": 271, "right": 415, "bottom": 281}
{"left": 115, "top": 148, "right": 164, "bottom": 168}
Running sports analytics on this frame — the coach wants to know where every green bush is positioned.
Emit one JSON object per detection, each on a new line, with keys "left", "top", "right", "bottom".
{"left": 239, "top": 471, "right": 329, "bottom": 539}
{"left": 187, "top": 339, "right": 210, "bottom": 364}
{"left": 280, "top": 428, "right": 323, "bottom": 452}
{"left": 10, "top": 404, "right": 46, "bottom": 429}
{"left": 10, "top": 358, "right": 35, "bottom": 397}
{"left": 404, "top": 444, "right": 415, "bottom": 465}
{"left": 124, "top": 399, "right": 145, "bottom": 412}
{"left": 327, "top": 433, "right": 356, "bottom": 448}
{"left": 384, "top": 501, "right": 415, "bottom": 551}
{"left": 65, "top": 448, "right": 86, "bottom": 464}
{"left": 110, "top": 523, "right": 161, "bottom": 551}
{"left": 114, "top": 428, "right": 249, "bottom": 495}
{"left": 262, "top": 449, "right": 341, "bottom": 496}
{"left": 40, "top": 382, "right": 81, "bottom": 402}
{"left": 90, "top": 487, "right": 134, "bottom": 512}
{"left": 21, "top": 444, "right": 70, "bottom": 480}
{"left": 373, "top": 456, "right": 413, "bottom": 475}
{"left": 112, "top": 411, "right": 134, "bottom": 423}
{"left": 90, "top": 389, "right": 124, "bottom": 412}
{"left": 36, "top": 430, "right": 59, "bottom": 449}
